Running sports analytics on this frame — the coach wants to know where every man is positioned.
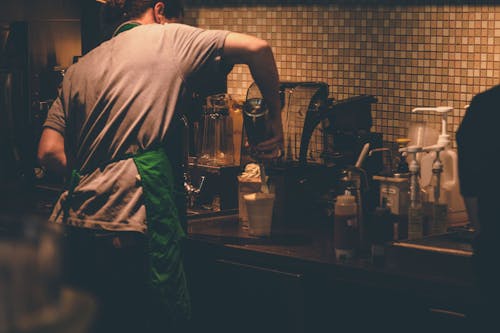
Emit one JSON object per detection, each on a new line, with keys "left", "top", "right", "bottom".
{"left": 456, "top": 85, "right": 500, "bottom": 330}
{"left": 37, "top": 1, "right": 283, "bottom": 332}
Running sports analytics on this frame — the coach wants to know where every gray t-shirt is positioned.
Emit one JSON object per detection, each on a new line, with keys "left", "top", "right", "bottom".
{"left": 44, "top": 23, "right": 229, "bottom": 232}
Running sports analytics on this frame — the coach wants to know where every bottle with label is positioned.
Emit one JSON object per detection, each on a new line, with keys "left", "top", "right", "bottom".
{"left": 334, "top": 190, "right": 359, "bottom": 261}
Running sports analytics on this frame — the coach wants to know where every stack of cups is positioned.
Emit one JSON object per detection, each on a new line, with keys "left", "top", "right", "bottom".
{"left": 243, "top": 192, "right": 275, "bottom": 237}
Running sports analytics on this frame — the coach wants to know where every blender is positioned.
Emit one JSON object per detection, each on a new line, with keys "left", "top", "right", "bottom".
{"left": 187, "top": 93, "right": 241, "bottom": 214}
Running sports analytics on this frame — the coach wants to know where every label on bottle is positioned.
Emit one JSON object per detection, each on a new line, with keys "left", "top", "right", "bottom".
{"left": 334, "top": 214, "right": 359, "bottom": 254}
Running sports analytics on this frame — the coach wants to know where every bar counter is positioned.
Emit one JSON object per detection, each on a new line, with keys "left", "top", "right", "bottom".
{"left": 25, "top": 186, "right": 483, "bottom": 331}
{"left": 184, "top": 214, "right": 481, "bottom": 332}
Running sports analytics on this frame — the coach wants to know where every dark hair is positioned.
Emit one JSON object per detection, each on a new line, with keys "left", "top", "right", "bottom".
{"left": 164, "top": 0, "right": 184, "bottom": 19}
{"left": 102, "top": 0, "right": 184, "bottom": 24}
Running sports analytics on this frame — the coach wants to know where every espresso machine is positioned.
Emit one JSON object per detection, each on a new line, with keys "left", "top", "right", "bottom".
{"left": 241, "top": 81, "right": 382, "bottom": 227}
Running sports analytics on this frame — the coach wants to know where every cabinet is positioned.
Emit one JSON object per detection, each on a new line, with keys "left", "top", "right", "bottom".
{"left": 184, "top": 238, "right": 476, "bottom": 332}
{"left": 184, "top": 242, "right": 305, "bottom": 333}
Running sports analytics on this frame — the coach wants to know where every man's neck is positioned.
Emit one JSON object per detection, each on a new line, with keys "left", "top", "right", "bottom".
{"left": 134, "top": 8, "right": 159, "bottom": 25}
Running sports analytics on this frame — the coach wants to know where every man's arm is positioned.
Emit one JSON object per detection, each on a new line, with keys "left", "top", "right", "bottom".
{"left": 38, "top": 128, "right": 67, "bottom": 175}
{"left": 222, "top": 32, "right": 283, "bottom": 155}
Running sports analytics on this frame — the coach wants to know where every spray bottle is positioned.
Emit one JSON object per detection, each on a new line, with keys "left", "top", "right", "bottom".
{"left": 399, "top": 145, "right": 424, "bottom": 240}
{"left": 412, "top": 106, "right": 467, "bottom": 226}
{"left": 422, "top": 144, "right": 448, "bottom": 235}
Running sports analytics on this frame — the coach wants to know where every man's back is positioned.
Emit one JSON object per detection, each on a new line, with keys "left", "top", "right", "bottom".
{"left": 43, "top": 23, "right": 228, "bottom": 230}
{"left": 57, "top": 24, "right": 227, "bottom": 172}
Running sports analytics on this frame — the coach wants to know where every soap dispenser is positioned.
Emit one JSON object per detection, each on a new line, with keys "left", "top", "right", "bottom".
{"left": 412, "top": 106, "right": 467, "bottom": 226}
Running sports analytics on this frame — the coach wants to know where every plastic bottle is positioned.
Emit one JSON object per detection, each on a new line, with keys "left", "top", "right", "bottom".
{"left": 339, "top": 167, "right": 367, "bottom": 252}
{"left": 400, "top": 145, "right": 424, "bottom": 240}
{"left": 370, "top": 198, "right": 395, "bottom": 266}
{"left": 334, "top": 190, "right": 359, "bottom": 261}
{"left": 422, "top": 145, "right": 448, "bottom": 235}
{"left": 412, "top": 107, "right": 467, "bottom": 225}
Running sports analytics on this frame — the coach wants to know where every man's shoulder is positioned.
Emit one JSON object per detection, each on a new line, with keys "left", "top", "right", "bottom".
{"left": 66, "top": 39, "right": 113, "bottom": 72}
{"left": 138, "top": 22, "right": 202, "bottom": 36}
{"left": 159, "top": 23, "right": 229, "bottom": 41}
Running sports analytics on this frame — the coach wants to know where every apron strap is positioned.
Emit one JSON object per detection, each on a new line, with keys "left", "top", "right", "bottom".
{"left": 112, "top": 21, "right": 142, "bottom": 38}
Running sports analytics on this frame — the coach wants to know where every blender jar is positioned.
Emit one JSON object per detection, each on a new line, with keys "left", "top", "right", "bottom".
{"left": 198, "top": 94, "right": 234, "bottom": 166}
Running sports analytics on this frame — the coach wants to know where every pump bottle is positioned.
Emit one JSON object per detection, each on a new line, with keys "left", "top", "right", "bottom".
{"left": 399, "top": 145, "right": 424, "bottom": 240}
{"left": 412, "top": 107, "right": 467, "bottom": 225}
{"left": 422, "top": 145, "right": 448, "bottom": 235}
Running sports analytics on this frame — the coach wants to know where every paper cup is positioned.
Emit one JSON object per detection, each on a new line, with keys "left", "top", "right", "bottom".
{"left": 238, "top": 177, "right": 261, "bottom": 228}
{"left": 243, "top": 192, "right": 275, "bottom": 237}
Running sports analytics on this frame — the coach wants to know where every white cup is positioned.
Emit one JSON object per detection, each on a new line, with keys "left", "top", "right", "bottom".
{"left": 238, "top": 177, "right": 261, "bottom": 229}
{"left": 243, "top": 192, "right": 275, "bottom": 237}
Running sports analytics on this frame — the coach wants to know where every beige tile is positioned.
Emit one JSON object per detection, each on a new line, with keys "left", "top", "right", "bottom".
{"left": 188, "top": 3, "right": 500, "bottom": 147}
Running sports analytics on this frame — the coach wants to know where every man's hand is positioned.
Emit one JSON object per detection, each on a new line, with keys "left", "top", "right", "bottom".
{"left": 252, "top": 116, "right": 284, "bottom": 161}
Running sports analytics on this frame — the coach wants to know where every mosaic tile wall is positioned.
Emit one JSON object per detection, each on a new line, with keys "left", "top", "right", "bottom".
{"left": 184, "top": 1, "right": 500, "bottom": 149}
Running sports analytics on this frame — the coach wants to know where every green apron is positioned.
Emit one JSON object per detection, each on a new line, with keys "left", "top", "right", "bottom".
{"left": 61, "top": 148, "right": 191, "bottom": 325}
{"left": 133, "top": 148, "right": 191, "bottom": 323}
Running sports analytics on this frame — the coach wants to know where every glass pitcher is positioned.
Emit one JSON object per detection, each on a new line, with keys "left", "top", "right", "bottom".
{"left": 197, "top": 93, "right": 234, "bottom": 166}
